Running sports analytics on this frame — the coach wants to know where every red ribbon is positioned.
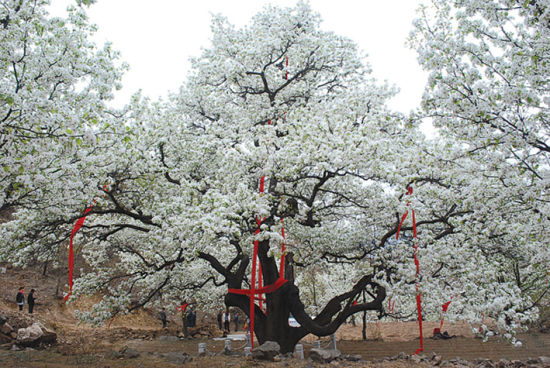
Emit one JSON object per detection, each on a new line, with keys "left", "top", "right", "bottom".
{"left": 64, "top": 206, "right": 93, "bottom": 301}
{"left": 388, "top": 297, "right": 396, "bottom": 314}
{"left": 177, "top": 303, "right": 189, "bottom": 315}
{"left": 228, "top": 173, "right": 289, "bottom": 347}
{"left": 396, "top": 187, "right": 423, "bottom": 354}
{"left": 440, "top": 298, "right": 453, "bottom": 329}
{"left": 65, "top": 185, "right": 108, "bottom": 301}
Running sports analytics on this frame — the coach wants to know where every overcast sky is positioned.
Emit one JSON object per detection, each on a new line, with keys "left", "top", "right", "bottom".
{"left": 48, "top": 0, "right": 428, "bottom": 113}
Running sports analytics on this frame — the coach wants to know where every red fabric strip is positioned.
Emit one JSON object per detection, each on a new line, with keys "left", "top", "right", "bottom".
{"left": 64, "top": 206, "right": 93, "bottom": 301}
{"left": 396, "top": 187, "right": 423, "bottom": 354}
{"left": 177, "top": 303, "right": 189, "bottom": 314}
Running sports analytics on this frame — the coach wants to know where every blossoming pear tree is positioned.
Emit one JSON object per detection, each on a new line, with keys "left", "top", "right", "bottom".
{"left": 0, "top": 0, "right": 126, "bottom": 271}
{"left": 410, "top": 0, "right": 550, "bottom": 339}
{"left": 0, "top": 1, "right": 547, "bottom": 353}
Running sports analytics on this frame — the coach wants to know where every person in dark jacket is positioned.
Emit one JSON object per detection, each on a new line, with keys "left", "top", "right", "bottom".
{"left": 16, "top": 287, "right": 24, "bottom": 311}
{"left": 159, "top": 307, "right": 167, "bottom": 328}
{"left": 28, "top": 289, "right": 36, "bottom": 314}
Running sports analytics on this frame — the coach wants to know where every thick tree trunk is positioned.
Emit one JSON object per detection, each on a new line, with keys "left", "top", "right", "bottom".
{"left": 222, "top": 240, "right": 386, "bottom": 354}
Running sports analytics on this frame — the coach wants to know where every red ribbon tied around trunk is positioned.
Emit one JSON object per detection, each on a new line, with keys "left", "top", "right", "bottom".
{"left": 396, "top": 186, "right": 423, "bottom": 355}
{"left": 227, "top": 175, "right": 288, "bottom": 350}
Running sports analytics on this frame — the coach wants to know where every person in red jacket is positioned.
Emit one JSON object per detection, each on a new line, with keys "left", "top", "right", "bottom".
{"left": 16, "top": 287, "right": 24, "bottom": 311}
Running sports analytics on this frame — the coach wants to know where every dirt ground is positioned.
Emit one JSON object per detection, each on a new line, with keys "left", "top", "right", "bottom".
{"left": 1, "top": 265, "right": 549, "bottom": 367}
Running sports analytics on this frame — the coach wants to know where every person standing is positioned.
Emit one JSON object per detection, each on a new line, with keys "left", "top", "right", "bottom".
{"left": 28, "top": 289, "right": 36, "bottom": 314}
{"left": 16, "top": 287, "right": 24, "bottom": 311}
{"left": 223, "top": 308, "right": 230, "bottom": 332}
{"left": 217, "top": 310, "right": 223, "bottom": 330}
{"left": 159, "top": 307, "right": 167, "bottom": 328}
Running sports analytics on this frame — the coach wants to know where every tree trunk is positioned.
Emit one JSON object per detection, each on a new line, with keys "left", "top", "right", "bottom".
{"left": 221, "top": 240, "right": 386, "bottom": 353}
{"left": 362, "top": 290, "right": 367, "bottom": 341}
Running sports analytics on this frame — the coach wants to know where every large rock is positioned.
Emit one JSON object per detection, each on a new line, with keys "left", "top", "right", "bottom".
{"left": 309, "top": 348, "right": 341, "bottom": 363}
{"left": 16, "top": 323, "right": 43, "bottom": 347}
{"left": 251, "top": 341, "right": 280, "bottom": 361}
{"left": 539, "top": 356, "right": 550, "bottom": 368}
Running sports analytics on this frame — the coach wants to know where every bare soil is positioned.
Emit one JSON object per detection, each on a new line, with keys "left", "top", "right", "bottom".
{"left": 1, "top": 265, "right": 549, "bottom": 367}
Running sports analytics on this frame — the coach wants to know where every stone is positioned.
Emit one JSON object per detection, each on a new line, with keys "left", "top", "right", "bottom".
{"left": 0, "top": 314, "right": 7, "bottom": 326}
{"left": 0, "top": 333, "right": 11, "bottom": 344}
{"left": 309, "top": 348, "right": 341, "bottom": 363}
{"left": 159, "top": 352, "right": 193, "bottom": 364}
{"left": 251, "top": 341, "right": 280, "bottom": 361}
{"left": 397, "top": 352, "right": 409, "bottom": 360}
{"left": 525, "top": 358, "right": 538, "bottom": 365}
{"left": 341, "top": 354, "right": 362, "bottom": 362}
{"left": 0, "top": 323, "right": 13, "bottom": 335}
{"left": 118, "top": 346, "right": 140, "bottom": 359}
{"left": 539, "top": 356, "right": 550, "bottom": 367}
{"left": 157, "top": 335, "right": 178, "bottom": 341}
{"left": 431, "top": 353, "right": 443, "bottom": 365}
{"left": 474, "top": 358, "right": 495, "bottom": 368}
{"left": 496, "top": 359, "right": 510, "bottom": 368}
{"left": 41, "top": 330, "right": 57, "bottom": 345}
{"left": 16, "top": 323, "right": 43, "bottom": 347}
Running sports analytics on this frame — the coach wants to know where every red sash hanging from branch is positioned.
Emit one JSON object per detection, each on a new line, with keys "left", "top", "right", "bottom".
{"left": 177, "top": 303, "right": 189, "bottom": 315}
{"left": 65, "top": 186, "right": 108, "bottom": 301}
{"left": 440, "top": 297, "right": 453, "bottom": 330}
{"left": 396, "top": 186, "right": 423, "bottom": 355}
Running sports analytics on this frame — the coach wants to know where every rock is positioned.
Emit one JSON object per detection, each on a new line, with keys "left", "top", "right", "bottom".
{"left": 159, "top": 352, "right": 193, "bottom": 364}
{"left": 496, "top": 358, "right": 510, "bottom": 368}
{"left": 474, "top": 358, "right": 495, "bottom": 368}
{"left": 251, "top": 341, "right": 280, "bottom": 361}
{"left": 510, "top": 360, "right": 526, "bottom": 368}
{"left": 16, "top": 323, "right": 43, "bottom": 347}
{"left": 431, "top": 353, "right": 443, "bottom": 365}
{"left": 395, "top": 352, "right": 409, "bottom": 360}
{"left": 0, "top": 314, "right": 7, "bottom": 326}
{"left": 340, "top": 354, "right": 362, "bottom": 362}
{"left": 309, "top": 348, "right": 341, "bottom": 363}
{"left": 10, "top": 344, "right": 20, "bottom": 351}
{"left": 41, "top": 330, "right": 57, "bottom": 345}
{"left": 157, "top": 335, "right": 178, "bottom": 341}
{"left": 0, "top": 323, "right": 13, "bottom": 335}
{"left": 525, "top": 358, "right": 539, "bottom": 365}
{"left": 118, "top": 346, "right": 140, "bottom": 359}
{"left": 0, "top": 333, "right": 12, "bottom": 344}
{"left": 539, "top": 356, "right": 550, "bottom": 367}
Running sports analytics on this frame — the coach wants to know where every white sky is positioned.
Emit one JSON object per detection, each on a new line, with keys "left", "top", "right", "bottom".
{"left": 48, "top": 0, "right": 428, "bottom": 114}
